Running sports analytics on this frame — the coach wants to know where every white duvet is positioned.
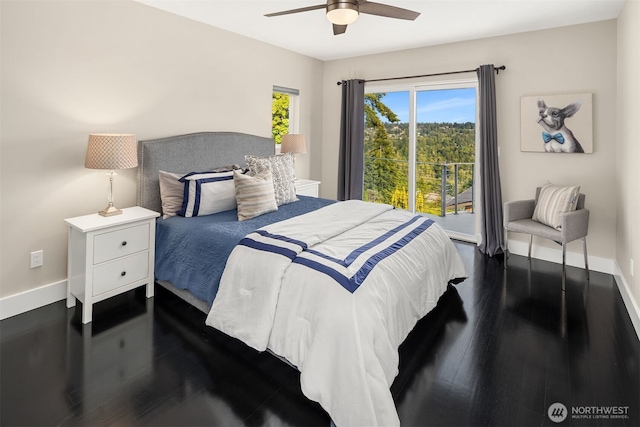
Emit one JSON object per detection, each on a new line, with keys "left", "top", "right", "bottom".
{"left": 206, "top": 200, "right": 465, "bottom": 426}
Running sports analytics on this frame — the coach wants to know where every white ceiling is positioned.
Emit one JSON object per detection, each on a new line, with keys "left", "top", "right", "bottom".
{"left": 135, "top": 0, "right": 625, "bottom": 61}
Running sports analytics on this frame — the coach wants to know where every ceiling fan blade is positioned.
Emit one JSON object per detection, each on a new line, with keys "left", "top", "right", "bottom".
{"left": 358, "top": 1, "right": 420, "bottom": 20}
{"left": 265, "top": 4, "right": 326, "bottom": 18}
{"left": 333, "top": 24, "right": 348, "bottom": 35}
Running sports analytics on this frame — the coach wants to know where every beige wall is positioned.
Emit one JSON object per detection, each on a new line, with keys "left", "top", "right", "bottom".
{"left": 0, "top": 0, "right": 323, "bottom": 298}
{"left": 616, "top": 0, "right": 640, "bottom": 314}
{"left": 321, "top": 21, "right": 618, "bottom": 269}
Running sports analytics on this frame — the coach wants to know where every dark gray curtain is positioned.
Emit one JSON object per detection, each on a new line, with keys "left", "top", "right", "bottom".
{"left": 477, "top": 65, "right": 505, "bottom": 256}
{"left": 338, "top": 79, "right": 365, "bottom": 201}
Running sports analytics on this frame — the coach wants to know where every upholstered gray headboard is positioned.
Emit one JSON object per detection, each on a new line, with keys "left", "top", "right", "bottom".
{"left": 137, "top": 132, "right": 274, "bottom": 213}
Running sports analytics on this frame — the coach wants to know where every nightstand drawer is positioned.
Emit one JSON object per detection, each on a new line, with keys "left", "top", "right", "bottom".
{"left": 92, "top": 252, "right": 150, "bottom": 296}
{"left": 93, "top": 223, "right": 150, "bottom": 264}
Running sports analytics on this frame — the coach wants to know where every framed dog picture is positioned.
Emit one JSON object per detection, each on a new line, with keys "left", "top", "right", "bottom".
{"left": 520, "top": 93, "right": 593, "bottom": 153}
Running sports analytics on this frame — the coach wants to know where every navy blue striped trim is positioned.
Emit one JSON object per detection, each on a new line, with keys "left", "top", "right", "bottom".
{"left": 295, "top": 257, "right": 356, "bottom": 291}
{"left": 178, "top": 171, "right": 228, "bottom": 182}
{"left": 293, "top": 218, "right": 434, "bottom": 293}
{"left": 194, "top": 175, "right": 234, "bottom": 183}
{"left": 178, "top": 180, "right": 190, "bottom": 216}
{"left": 238, "top": 237, "right": 298, "bottom": 260}
{"left": 302, "top": 215, "right": 423, "bottom": 268}
{"left": 193, "top": 180, "right": 202, "bottom": 216}
{"left": 254, "top": 230, "right": 308, "bottom": 250}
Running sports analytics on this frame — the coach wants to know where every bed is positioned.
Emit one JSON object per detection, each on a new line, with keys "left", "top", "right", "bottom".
{"left": 138, "top": 131, "right": 466, "bottom": 427}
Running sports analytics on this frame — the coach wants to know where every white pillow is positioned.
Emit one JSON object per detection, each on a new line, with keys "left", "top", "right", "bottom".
{"left": 234, "top": 169, "right": 278, "bottom": 221}
{"left": 178, "top": 171, "right": 237, "bottom": 217}
{"left": 245, "top": 152, "right": 298, "bottom": 206}
{"left": 532, "top": 184, "right": 580, "bottom": 230}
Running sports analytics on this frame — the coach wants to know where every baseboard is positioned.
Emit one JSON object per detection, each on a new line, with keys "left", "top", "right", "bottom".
{"left": 613, "top": 262, "right": 640, "bottom": 342}
{"left": 0, "top": 280, "right": 67, "bottom": 321}
{"left": 506, "top": 239, "right": 614, "bottom": 274}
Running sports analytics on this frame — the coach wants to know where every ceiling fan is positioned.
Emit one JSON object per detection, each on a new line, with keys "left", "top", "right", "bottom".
{"left": 265, "top": 0, "right": 420, "bottom": 35}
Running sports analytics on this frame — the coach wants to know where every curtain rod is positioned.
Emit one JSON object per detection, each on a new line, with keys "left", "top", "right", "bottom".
{"left": 336, "top": 65, "right": 506, "bottom": 85}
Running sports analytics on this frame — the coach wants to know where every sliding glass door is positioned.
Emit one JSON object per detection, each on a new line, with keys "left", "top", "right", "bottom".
{"left": 364, "top": 80, "right": 478, "bottom": 241}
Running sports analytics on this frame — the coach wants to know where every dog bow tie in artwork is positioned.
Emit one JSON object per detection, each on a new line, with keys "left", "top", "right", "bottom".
{"left": 542, "top": 132, "right": 565, "bottom": 144}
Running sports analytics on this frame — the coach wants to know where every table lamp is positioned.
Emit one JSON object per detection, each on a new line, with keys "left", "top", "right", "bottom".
{"left": 281, "top": 134, "right": 307, "bottom": 166}
{"left": 85, "top": 133, "right": 138, "bottom": 216}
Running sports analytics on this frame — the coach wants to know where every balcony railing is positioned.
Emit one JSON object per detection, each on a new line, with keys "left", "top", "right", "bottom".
{"left": 364, "top": 158, "right": 475, "bottom": 217}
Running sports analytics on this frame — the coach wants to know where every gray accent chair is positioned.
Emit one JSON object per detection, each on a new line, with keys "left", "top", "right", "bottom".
{"left": 504, "top": 187, "right": 589, "bottom": 290}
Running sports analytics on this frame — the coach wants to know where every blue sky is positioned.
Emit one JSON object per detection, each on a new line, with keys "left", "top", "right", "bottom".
{"left": 376, "top": 88, "right": 476, "bottom": 123}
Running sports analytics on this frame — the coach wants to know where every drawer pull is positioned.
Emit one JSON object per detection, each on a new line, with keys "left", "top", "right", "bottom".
{"left": 121, "top": 241, "right": 127, "bottom": 246}
{"left": 121, "top": 271, "right": 127, "bottom": 277}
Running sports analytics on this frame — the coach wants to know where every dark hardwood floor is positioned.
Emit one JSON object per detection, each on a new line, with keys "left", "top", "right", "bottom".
{"left": 1, "top": 242, "right": 638, "bottom": 426}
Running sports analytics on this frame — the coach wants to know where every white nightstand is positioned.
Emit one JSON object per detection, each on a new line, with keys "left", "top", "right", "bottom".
{"left": 295, "top": 179, "right": 321, "bottom": 197}
{"left": 65, "top": 206, "right": 160, "bottom": 323}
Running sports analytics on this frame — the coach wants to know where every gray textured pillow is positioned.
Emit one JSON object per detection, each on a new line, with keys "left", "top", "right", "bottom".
{"left": 245, "top": 153, "right": 298, "bottom": 206}
{"left": 532, "top": 184, "right": 580, "bottom": 230}
{"left": 233, "top": 169, "right": 278, "bottom": 221}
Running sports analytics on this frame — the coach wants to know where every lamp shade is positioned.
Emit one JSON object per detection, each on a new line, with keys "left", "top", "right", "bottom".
{"left": 326, "top": 1, "right": 359, "bottom": 25}
{"left": 85, "top": 134, "right": 138, "bottom": 170}
{"left": 281, "top": 134, "right": 307, "bottom": 155}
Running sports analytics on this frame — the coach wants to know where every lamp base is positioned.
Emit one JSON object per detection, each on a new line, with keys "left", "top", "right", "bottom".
{"left": 98, "top": 205, "right": 122, "bottom": 217}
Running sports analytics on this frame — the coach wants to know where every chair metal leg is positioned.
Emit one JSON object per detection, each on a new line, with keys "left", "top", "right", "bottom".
{"left": 562, "top": 243, "right": 567, "bottom": 292}
{"left": 504, "top": 227, "right": 509, "bottom": 269}
{"left": 583, "top": 237, "right": 590, "bottom": 280}
{"left": 528, "top": 234, "right": 533, "bottom": 259}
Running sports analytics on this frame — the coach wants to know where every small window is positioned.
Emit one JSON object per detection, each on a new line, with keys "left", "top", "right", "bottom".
{"left": 272, "top": 86, "right": 300, "bottom": 147}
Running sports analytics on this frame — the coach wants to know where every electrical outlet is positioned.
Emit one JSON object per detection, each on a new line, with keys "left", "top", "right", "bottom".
{"left": 631, "top": 258, "right": 634, "bottom": 277}
{"left": 30, "top": 250, "right": 43, "bottom": 268}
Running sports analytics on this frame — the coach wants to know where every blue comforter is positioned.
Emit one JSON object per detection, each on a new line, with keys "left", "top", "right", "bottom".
{"left": 154, "top": 196, "right": 336, "bottom": 305}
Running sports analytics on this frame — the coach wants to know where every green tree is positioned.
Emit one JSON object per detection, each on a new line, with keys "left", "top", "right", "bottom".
{"left": 272, "top": 93, "right": 289, "bottom": 144}
{"left": 363, "top": 93, "right": 405, "bottom": 206}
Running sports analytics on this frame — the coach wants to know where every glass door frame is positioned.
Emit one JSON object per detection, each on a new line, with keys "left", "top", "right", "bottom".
{"left": 365, "top": 78, "right": 480, "bottom": 243}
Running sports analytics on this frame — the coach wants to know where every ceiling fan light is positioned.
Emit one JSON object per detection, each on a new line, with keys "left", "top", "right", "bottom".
{"left": 326, "top": 2, "right": 359, "bottom": 25}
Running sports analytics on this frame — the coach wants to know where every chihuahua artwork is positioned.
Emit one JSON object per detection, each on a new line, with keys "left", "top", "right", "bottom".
{"left": 521, "top": 93, "right": 592, "bottom": 153}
